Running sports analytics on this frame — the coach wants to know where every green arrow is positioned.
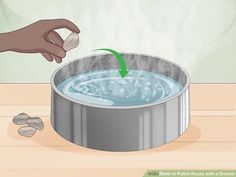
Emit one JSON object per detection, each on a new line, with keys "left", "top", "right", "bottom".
{"left": 94, "top": 48, "right": 129, "bottom": 78}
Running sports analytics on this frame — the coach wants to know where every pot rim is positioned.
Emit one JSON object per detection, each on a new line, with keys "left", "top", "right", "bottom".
{"left": 51, "top": 52, "right": 190, "bottom": 110}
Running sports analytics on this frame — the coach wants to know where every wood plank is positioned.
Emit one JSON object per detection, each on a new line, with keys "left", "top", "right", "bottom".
{"left": 1, "top": 84, "right": 236, "bottom": 117}
{"left": 1, "top": 84, "right": 236, "bottom": 110}
{"left": 2, "top": 105, "right": 236, "bottom": 118}
{"left": 0, "top": 116, "right": 235, "bottom": 170}
{"left": 0, "top": 105, "right": 49, "bottom": 117}
{"left": 2, "top": 168, "right": 146, "bottom": 177}
{"left": 0, "top": 84, "right": 50, "bottom": 106}
{"left": 0, "top": 84, "right": 236, "bottom": 176}
{"left": 190, "top": 84, "right": 236, "bottom": 110}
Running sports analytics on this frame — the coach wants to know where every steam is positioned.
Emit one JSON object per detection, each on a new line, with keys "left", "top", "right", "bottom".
{"left": 3, "top": 0, "right": 236, "bottom": 75}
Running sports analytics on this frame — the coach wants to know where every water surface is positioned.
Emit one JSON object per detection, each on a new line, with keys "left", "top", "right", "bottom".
{"left": 58, "top": 69, "right": 183, "bottom": 106}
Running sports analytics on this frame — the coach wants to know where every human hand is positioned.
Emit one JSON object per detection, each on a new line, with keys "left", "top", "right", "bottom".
{"left": 0, "top": 19, "right": 80, "bottom": 63}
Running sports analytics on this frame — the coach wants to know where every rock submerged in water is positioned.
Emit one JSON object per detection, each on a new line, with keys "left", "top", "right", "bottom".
{"left": 12, "top": 113, "right": 30, "bottom": 125}
{"left": 26, "top": 117, "right": 44, "bottom": 130}
{"left": 18, "top": 126, "right": 37, "bottom": 138}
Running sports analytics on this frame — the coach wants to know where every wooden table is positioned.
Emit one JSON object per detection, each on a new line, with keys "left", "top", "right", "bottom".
{"left": 0, "top": 84, "right": 235, "bottom": 177}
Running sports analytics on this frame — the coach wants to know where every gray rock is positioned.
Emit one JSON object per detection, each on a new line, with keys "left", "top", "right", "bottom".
{"left": 18, "top": 126, "right": 37, "bottom": 138}
{"left": 63, "top": 32, "right": 79, "bottom": 51}
{"left": 13, "top": 113, "right": 30, "bottom": 125}
{"left": 26, "top": 117, "right": 44, "bottom": 130}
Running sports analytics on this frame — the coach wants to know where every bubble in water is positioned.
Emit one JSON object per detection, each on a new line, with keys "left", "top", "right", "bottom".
{"left": 134, "top": 80, "right": 142, "bottom": 88}
{"left": 141, "top": 86, "right": 153, "bottom": 100}
{"left": 111, "top": 83, "right": 126, "bottom": 97}
{"left": 144, "top": 81, "right": 151, "bottom": 87}
{"left": 101, "top": 86, "right": 109, "bottom": 95}
{"left": 128, "top": 88, "right": 138, "bottom": 97}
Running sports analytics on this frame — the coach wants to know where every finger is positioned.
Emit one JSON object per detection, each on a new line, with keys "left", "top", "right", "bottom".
{"left": 41, "top": 19, "right": 80, "bottom": 33}
{"left": 47, "top": 31, "right": 64, "bottom": 47}
{"left": 41, "top": 52, "right": 62, "bottom": 63}
{"left": 44, "top": 38, "right": 65, "bottom": 62}
{"left": 41, "top": 52, "right": 53, "bottom": 62}
{"left": 43, "top": 42, "right": 66, "bottom": 58}
{"left": 53, "top": 55, "right": 62, "bottom": 63}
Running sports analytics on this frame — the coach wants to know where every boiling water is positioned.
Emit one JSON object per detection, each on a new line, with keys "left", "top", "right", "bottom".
{"left": 57, "top": 69, "right": 183, "bottom": 106}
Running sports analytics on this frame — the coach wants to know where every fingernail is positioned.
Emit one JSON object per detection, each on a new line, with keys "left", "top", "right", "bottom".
{"left": 58, "top": 50, "right": 66, "bottom": 58}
